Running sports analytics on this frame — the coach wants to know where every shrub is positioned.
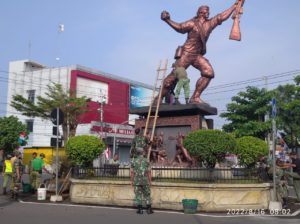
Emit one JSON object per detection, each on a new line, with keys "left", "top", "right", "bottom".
{"left": 234, "top": 136, "right": 268, "bottom": 167}
{"left": 65, "top": 135, "right": 105, "bottom": 166}
{"left": 183, "top": 129, "right": 236, "bottom": 168}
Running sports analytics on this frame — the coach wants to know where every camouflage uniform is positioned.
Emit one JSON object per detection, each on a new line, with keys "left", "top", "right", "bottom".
{"left": 131, "top": 155, "right": 151, "bottom": 206}
{"left": 286, "top": 171, "right": 300, "bottom": 202}
{"left": 130, "top": 135, "right": 147, "bottom": 159}
{"left": 268, "top": 162, "right": 288, "bottom": 204}
{"left": 174, "top": 66, "right": 190, "bottom": 100}
{"left": 12, "top": 157, "right": 22, "bottom": 199}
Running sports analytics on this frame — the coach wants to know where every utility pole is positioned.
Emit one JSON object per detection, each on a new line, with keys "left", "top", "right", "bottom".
{"left": 271, "top": 98, "right": 277, "bottom": 201}
{"left": 263, "top": 76, "right": 271, "bottom": 151}
{"left": 97, "top": 89, "right": 106, "bottom": 140}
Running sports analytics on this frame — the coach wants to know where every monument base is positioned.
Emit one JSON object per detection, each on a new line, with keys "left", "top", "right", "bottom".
{"left": 131, "top": 104, "right": 217, "bottom": 160}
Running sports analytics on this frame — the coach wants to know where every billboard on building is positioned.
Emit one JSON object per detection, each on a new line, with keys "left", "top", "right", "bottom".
{"left": 130, "top": 85, "right": 153, "bottom": 109}
{"left": 76, "top": 77, "right": 108, "bottom": 103}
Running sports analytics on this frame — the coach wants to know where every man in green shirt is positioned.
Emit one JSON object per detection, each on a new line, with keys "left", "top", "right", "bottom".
{"left": 29, "top": 152, "right": 44, "bottom": 193}
{"left": 172, "top": 63, "right": 190, "bottom": 105}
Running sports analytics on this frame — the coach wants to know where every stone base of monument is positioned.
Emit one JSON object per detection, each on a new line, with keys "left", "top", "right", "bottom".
{"left": 70, "top": 179, "right": 272, "bottom": 212}
{"left": 130, "top": 103, "right": 217, "bottom": 159}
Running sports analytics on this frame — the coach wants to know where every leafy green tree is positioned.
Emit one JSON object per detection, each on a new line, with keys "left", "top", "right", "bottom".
{"left": 65, "top": 135, "right": 105, "bottom": 166}
{"left": 220, "top": 86, "right": 272, "bottom": 139}
{"left": 0, "top": 116, "right": 28, "bottom": 154}
{"left": 183, "top": 129, "right": 236, "bottom": 168}
{"left": 274, "top": 75, "right": 300, "bottom": 148}
{"left": 234, "top": 136, "right": 268, "bottom": 167}
{"left": 11, "top": 83, "right": 90, "bottom": 144}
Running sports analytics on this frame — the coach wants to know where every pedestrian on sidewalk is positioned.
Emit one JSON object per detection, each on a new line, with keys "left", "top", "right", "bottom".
{"left": 130, "top": 148, "right": 154, "bottom": 215}
{"left": 2, "top": 154, "right": 13, "bottom": 195}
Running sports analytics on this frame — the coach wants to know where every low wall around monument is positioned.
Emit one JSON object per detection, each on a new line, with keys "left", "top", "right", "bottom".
{"left": 70, "top": 178, "right": 272, "bottom": 212}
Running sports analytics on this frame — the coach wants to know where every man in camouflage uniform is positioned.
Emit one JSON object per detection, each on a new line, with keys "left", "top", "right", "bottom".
{"left": 130, "top": 148, "right": 153, "bottom": 214}
{"left": 130, "top": 128, "right": 148, "bottom": 159}
{"left": 11, "top": 150, "right": 23, "bottom": 200}
{"left": 287, "top": 152, "right": 300, "bottom": 202}
{"left": 268, "top": 158, "right": 290, "bottom": 208}
{"left": 173, "top": 63, "right": 190, "bottom": 105}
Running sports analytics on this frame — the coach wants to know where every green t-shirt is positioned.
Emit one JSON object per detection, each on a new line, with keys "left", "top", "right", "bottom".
{"left": 174, "top": 67, "right": 188, "bottom": 79}
{"left": 32, "top": 158, "right": 44, "bottom": 171}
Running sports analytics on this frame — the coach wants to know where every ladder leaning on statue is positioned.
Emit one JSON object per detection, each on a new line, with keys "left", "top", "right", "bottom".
{"left": 143, "top": 59, "right": 168, "bottom": 161}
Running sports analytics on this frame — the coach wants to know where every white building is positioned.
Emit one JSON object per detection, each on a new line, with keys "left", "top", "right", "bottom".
{"left": 6, "top": 60, "right": 152, "bottom": 162}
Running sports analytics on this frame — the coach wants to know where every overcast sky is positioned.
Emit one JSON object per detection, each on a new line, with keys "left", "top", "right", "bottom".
{"left": 1, "top": 0, "right": 300, "bottom": 128}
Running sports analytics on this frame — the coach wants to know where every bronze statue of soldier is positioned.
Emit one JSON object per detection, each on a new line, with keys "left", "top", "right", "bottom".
{"left": 160, "top": 1, "right": 239, "bottom": 104}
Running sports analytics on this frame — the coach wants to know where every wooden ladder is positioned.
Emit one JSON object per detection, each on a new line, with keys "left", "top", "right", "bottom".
{"left": 144, "top": 59, "right": 168, "bottom": 161}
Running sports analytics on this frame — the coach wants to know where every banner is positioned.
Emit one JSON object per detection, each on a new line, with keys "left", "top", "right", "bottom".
{"left": 130, "top": 85, "right": 153, "bottom": 109}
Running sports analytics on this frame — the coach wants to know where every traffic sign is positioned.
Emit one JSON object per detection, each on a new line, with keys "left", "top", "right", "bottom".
{"left": 50, "top": 108, "right": 64, "bottom": 125}
{"left": 272, "top": 98, "right": 276, "bottom": 118}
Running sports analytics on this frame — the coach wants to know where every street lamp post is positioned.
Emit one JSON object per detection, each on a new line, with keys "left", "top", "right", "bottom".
{"left": 113, "top": 124, "right": 117, "bottom": 157}
{"left": 97, "top": 90, "right": 106, "bottom": 140}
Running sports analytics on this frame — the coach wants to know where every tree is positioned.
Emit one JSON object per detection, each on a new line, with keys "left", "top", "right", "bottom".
{"left": 220, "top": 86, "right": 272, "bottom": 139}
{"left": 0, "top": 116, "right": 28, "bottom": 154}
{"left": 11, "top": 83, "right": 90, "bottom": 144}
{"left": 234, "top": 136, "right": 268, "bottom": 167}
{"left": 183, "top": 129, "right": 236, "bottom": 168}
{"left": 274, "top": 76, "right": 300, "bottom": 149}
{"left": 65, "top": 135, "right": 105, "bottom": 166}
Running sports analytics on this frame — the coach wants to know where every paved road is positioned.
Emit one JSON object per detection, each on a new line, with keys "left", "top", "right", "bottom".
{"left": 0, "top": 196, "right": 299, "bottom": 224}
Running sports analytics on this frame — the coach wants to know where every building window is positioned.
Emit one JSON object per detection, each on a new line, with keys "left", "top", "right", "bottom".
{"left": 26, "top": 120, "right": 34, "bottom": 132}
{"left": 27, "top": 90, "right": 36, "bottom": 103}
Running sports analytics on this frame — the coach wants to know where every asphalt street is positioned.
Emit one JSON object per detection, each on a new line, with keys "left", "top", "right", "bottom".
{"left": 0, "top": 196, "right": 299, "bottom": 224}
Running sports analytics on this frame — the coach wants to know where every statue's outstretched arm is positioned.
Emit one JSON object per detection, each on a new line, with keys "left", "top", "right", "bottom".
{"left": 161, "top": 10, "right": 190, "bottom": 34}
{"left": 218, "top": 2, "right": 237, "bottom": 21}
